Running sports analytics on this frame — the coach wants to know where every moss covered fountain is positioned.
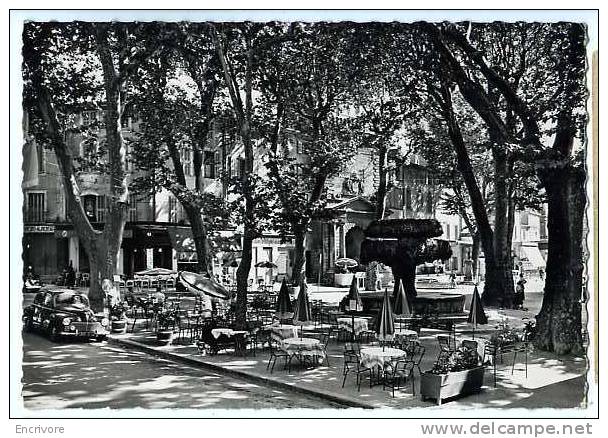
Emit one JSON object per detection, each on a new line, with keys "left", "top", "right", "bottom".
{"left": 359, "top": 218, "right": 462, "bottom": 315}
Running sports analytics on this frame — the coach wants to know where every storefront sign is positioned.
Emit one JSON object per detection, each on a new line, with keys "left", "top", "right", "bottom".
{"left": 25, "top": 225, "right": 55, "bottom": 234}
{"left": 256, "top": 236, "right": 293, "bottom": 245}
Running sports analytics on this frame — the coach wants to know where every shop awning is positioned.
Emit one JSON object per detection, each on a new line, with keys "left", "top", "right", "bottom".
{"left": 520, "top": 245, "right": 546, "bottom": 268}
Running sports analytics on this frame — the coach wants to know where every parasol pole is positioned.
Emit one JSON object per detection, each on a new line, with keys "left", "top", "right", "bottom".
{"left": 383, "top": 288, "right": 387, "bottom": 352}
{"left": 317, "top": 252, "right": 321, "bottom": 295}
{"left": 472, "top": 283, "right": 477, "bottom": 340}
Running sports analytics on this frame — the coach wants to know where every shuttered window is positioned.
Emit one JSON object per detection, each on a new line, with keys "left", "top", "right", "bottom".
{"left": 27, "top": 192, "right": 45, "bottom": 222}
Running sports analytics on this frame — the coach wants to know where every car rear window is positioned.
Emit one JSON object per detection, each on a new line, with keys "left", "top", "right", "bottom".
{"left": 55, "top": 292, "right": 89, "bottom": 307}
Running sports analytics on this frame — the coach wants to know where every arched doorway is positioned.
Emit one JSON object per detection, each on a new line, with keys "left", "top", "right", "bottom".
{"left": 345, "top": 226, "right": 365, "bottom": 261}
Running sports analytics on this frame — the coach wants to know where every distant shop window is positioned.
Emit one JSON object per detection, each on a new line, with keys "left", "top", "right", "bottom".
{"left": 27, "top": 192, "right": 46, "bottom": 222}
{"left": 204, "top": 151, "right": 215, "bottom": 178}
{"left": 97, "top": 195, "right": 106, "bottom": 222}
{"left": 36, "top": 144, "right": 45, "bottom": 174}
{"left": 128, "top": 194, "right": 138, "bottom": 222}
{"left": 120, "top": 106, "right": 133, "bottom": 129}
{"left": 83, "top": 195, "right": 97, "bottom": 222}
{"left": 425, "top": 191, "right": 433, "bottom": 214}
{"left": 238, "top": 158, "right": 246, "bottom": 178}
{"left": 296, "top": 138, "right": 304, "bottom": 154}
{"left": 180, "top": 147, "right": 192, "bottom": 176}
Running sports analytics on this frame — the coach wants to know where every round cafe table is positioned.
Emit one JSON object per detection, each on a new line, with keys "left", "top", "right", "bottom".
{"left": 265, "top": 324, "right": 300, "bottom": 343}
{"left": 210, "top": 328, "right": 248, "bottom": 339}
{"left": 360, "top": 346, "right": 407, "bottom": 372}
{"left": 210, "top": 328, "right": 250, "bottom": 356}
{"left": 393, "top": 328, "right": 419, "bottom": 343}
{"left": 282, "top": 337, "right": 326, "bottom": 367}
{"left": 337, "top": 317, "right": 369, "bottom": 336}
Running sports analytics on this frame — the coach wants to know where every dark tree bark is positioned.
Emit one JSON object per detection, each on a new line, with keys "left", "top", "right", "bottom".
{"left": 213, "top": 26, "right": 256, "bottom": 329}
{"left": 29, "top": 24, "right": 130, "bottom": 312}
{"left": 424, "top": 22, "right": 587, "bottom": 354}
{"left": 431, "top": 83, "right": 511, "bottom": 305}
{"left": 375, "top": 144, "right": 388, "bottom": 220}
{"left": 291, "top": 227, "right": 307, "bottom": 287}
{"left": 535, "top": 164, "right": 585, "bottom": 355}
{"left": 471, "top": 231, "right": 481, "bottom": 279}
{"left": 165, "top": 137, "right": 213, "bottom": 275}
{"left": 486, "top": 148, "right": 515, "bottom": 307}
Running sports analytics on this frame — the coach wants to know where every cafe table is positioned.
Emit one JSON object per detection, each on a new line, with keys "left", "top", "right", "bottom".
{"left": 210, "top": 328, "right": 250, "bottom": 356}
{"left": 360, "top": 346, "right": 407, "bottom": 384}
{"left": 337, "top": 317, "right": 369, "bottom": 336}
{"left": 264, "top": 324, "right": 300, "bottom": 343}
{"left": 393, "top": 328, "right": 419, "bottom": 343}
{"left": 282, "top": 337, "right": 325, "bottom": 368}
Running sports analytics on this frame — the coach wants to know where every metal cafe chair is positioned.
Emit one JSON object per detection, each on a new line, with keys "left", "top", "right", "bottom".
{"left": 79, "top": 273, "right": 90, "bottom": 287}
{"left": 267, "top": 339, "right": 290, "bottom": 373}
{"left": 140, "top": 277, "right": 150, "bottom": 293}
{"left": 406, "top": 344, "right": 426, "bottom": 377}
{"left": 341, "top": 343, "right": 373, "bottom": 391}
{"left": 383, "top": 358, "right": 416, "bottom": 397}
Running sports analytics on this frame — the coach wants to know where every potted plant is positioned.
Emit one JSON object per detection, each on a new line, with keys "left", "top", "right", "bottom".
{"left": 156, "top": 309, "right": 177, "bottom": 345}
{"left": 420, "top": 345, "right": 485, "bottom": 405}
{"left": 109, "top": 302, "right": 128, "bottom": 333}
{"left": 334, "top": 265, "right": 354, "bottom": 287}
{"left": 488, "top": 318, "right": 524, "bottom": 348}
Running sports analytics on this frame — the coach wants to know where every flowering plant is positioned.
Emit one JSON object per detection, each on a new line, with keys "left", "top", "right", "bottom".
{"left": 429, "top": 345, "right": 480, "bottom": 374}
{"left": 109, "top": 302, "right": 128, "bottom": 321}
{"left": 489, "top": 317, "right": 524, "bottom": 347}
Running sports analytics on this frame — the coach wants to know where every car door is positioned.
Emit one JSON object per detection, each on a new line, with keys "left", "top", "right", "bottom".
{"left": 39, "top": 292, "right": 54, "bottom": 330}
{"left": 30, "top": 292, "right": 46, "bottom": 327}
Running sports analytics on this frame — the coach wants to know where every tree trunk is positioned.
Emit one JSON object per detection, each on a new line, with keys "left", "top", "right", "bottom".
{"left": 471, "top": 231, "right": 481, "bottom": 280}
{"left": 483, "top": 148, "right": 515, "bottom": 308}
{"left": 235, "top": 231, "right": 253, "bottom": 330}
{"left": 183, "top": 203, "right": 213, "bottom": 275}
{"left": 291, "top": 227, "right": 307, "bottom": 287}
{"left": 436, "top": 83, "right": 501, "bottom": 304}
{"left": 375, "top": 144, "right": 388, "bottom": 220}
{"left": 535, "top": 165, "right": 585, "bottom": 355}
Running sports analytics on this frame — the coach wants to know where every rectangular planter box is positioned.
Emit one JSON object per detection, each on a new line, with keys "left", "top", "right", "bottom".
{"left": 420, "top": 366, "right": 485, "bottom": 405}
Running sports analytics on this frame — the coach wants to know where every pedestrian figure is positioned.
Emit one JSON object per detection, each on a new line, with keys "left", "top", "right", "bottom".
{"left": 449, "top": 272, "right": 456, "bottom": 289}
{"left": 65, "top": 262, "right": 76, "bottom": 288}
{"left": 514, "top": 274, "right": 527, "bottom": 310}
{"left": 539, "top": 267, "right": 545, "bottom": 280}
{"left": 153, "top": 284, "right": 165, "bottom": 304}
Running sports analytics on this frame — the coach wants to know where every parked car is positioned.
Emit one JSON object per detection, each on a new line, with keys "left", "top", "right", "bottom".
{"left": 23, "top": 289, "right": 109, "bottom": 342}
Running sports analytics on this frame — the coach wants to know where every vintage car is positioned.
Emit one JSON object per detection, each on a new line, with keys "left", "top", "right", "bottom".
{"left": 23, "top": 289, "right": 109, "bottom": 342}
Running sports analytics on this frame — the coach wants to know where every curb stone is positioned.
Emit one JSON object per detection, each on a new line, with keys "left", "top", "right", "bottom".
{"left": 108, "top": 336, "right": 374, "bottom": 409}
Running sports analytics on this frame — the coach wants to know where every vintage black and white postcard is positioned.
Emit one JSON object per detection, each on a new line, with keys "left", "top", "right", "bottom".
{"left": 7, "top": 7, "right": 600, "bottom": 434}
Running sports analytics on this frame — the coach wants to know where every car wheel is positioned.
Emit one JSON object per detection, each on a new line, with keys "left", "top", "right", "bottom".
{"left": 48, "top": 324, "right": 59, "bottom": 342}
{"left": 95, "top": 335, "right": 107, "bottom": 342}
